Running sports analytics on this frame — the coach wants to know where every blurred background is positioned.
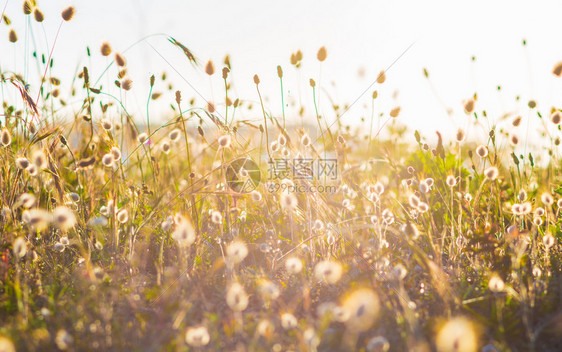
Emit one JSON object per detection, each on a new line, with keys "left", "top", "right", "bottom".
{"left": 1, "top": 0, "right": 562, "bottom": 141}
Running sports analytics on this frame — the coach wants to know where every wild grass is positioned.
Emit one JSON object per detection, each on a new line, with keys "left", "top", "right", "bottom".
{"left": 0, "top": 3, "right": 561, "bottom": 352}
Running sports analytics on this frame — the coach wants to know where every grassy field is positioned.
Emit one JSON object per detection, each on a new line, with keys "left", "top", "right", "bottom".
{"left": 1, "top": 3, "right": 562, "bottom": 352}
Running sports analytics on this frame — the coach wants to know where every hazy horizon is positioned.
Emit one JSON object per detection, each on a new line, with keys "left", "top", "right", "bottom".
{"left": 1, "top": 0, "right": 562, "bottom": 143}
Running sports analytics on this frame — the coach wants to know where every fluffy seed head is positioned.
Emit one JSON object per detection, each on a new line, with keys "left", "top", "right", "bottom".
{"left": 551, "top": 111, "right": 561, "bottom": 124}
{"left": 13, "top": 237, "right": 27, "bottom": 258}
{"left": 535, "top": 207, "right": 545, "bottom": 217}
{"left": 285, "top": 256, "right": 303, "bottom": 274}
{"left": 100, "top": 42, "right": 112, "bottom": 56}
{"left": 16, "top": 157, "right": 30, "bottom": 170}
{"left": 226, "top": 282, "right": 249, "bottom": 312}
{"left": 169, "top": 128, "right": 181, "bottom": 142}
{"left": 115, "top": 53, "right": 126, "bottom": 67}
{"left": 314, "top": 260, "right": 343, "bottom": 284}
{"left": 185, "top": 326, "right": 210, "bottom": 347}
{"left": 511, "top": 203, "right": 522, "bottom": 216}
{"left": 53, "top": 206, "right": 76, "bottom": 231}
{"left": 317, "top": 46, "right": 327, "bottom": 61}
{"left": 488, "top": 274, "right": 505, "bottom": 293}
{"left": 26, "top": 209, "right": 52, "bottom": 232}
{"left": 204, "top": 60, "right": 215, "bottom": 75}
{"left": 211, "top": 210, "right": 222, "bottom": 224}
{"left": 419, "top": 181, "right": 429, "bottom": 194}
{"left": 446, "top": 175, "right": 457, "bottom": 187}
{"left": 110, "top": 147, "right": 121, "bottom": 161}
{"left": 366, "top": 336, "right": 390, "bottom": 352}
{"left": 23, "top": 1, "right": 33, "bottom": 15}
{"left": 161, "top": 141, "right": 171, "bottom": 154}
{"left": 137, "top": 133, "right": 148, "bottom": 144}
{"left": 518, "top": 189, "right": 527, "bottom": 202}
{"left": 510, "top": 134, "right": 519, "bottom": 146}
{"left": 226, "top": 241, "right": 248, "bottom": 265}
{"left": 342, "top": 288, "right": 380, "bottom": 332}
{"left": 553, "top": 62, "right": 562, "bottom": 77}
{"left": 408, "top": 194, "right": 420, "bottom": 208}
{"left": 476, "top": 145, "right": 488, "bottom": 158}
{"left": 436, "top": 317, "right": 478, "bottom": 352}
{"left": 541, "top": 192, "right": 554, "bottom": 206}
{"left": 161, "top": 216, "right": 174, "bottom": 232}
{"left": 172, "top": 216, "right": 196, "bottom": 247}
{"left": 26, "top": 164, "right": 38, "bottom": 176}
{"left": 101, "top": 118, "right": 112, "bottom": 130}
{"left": 250, "top": 190, "right": 262, "bottom": 202}
{"left": 464, "top": 99, "right": 475, "bottom": 114}
{"left": 281, "top": 313, "right": 298, "bottom": 330}
{"left": 68, "top": 192, "right": 80, "bottom": 203}
{"left": 484, "top": 166, "right": 499, "bottom": 181}
{"left": 117, "top": 209, "right": 129, "bottom": 223}
{"left": 61, "top": 6, "right": 75, "bottom": 21}
{"left": 218, "top": 135, "right": 231, "bottom": 148}
{"left": 9, "top": 29, "right": 17, "bottom": 43}
{"left": 514, "top": 202, "right": 532, "bottom": 215}
{"left": 102, "top": 153, "right": 114, "bottom": 167}
{"left": 122, "top": 78, "right": 133, "bottom": 91}
{"left": 382, "top": 209, "right": 394, "bottom": 225}
{"left": 389, "top": 107, "right": 400, "bottom": 118}
{"left": 259, "top": 280, "right": 280, "bottom": 300}
{"left": 543, "top": 233, "right": 555, "bottom": 248}
{"left": 280, "top": 192, "right": 298, "bottom": 211}
{"left": 376, "top": 71, "right": 386, "bottom": 84}
{"left": 18, "top": 193, "right": 35, "bottom": 209}
{"left": 31, "top": 149, "right": 47, "bottom": 170}
{"left": 455, "top": 128, "right": 465, "bottom": 142}
{"left": 1, "top": 128, "right": 11, "bottom": 146}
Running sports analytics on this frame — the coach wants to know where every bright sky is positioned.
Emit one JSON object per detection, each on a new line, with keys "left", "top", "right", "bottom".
{"left": 2, "top": 0, "right": 562, "bottom": 143}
